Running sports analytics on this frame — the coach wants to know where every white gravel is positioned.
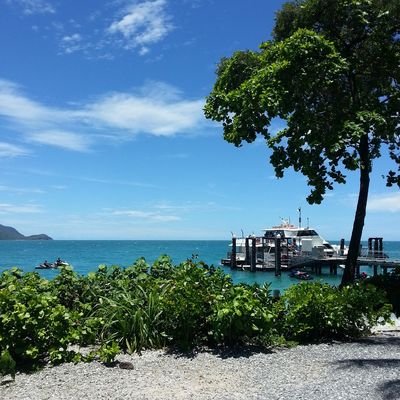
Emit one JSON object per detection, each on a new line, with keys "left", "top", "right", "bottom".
{"left": 1, "top": 331, "right": 400, "bottom": 400}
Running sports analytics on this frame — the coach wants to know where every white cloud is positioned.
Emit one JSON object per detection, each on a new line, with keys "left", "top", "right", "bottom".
{"left": 368, "top": 193, "right": 400, "bottom": 213}
{"left": 0, "top": 79, "right": 206, "bottom": 154}
{"left": 60, "top": 33, "right": 84, "bottom": 54}
{"left": 0, "top": 80, "right": 58, "bottom": 121}
{"left": 112, "top": 209, "right": 180, "bottom": 222}
{"left": 107, "top": 0, "right": 173, "bottom": 54}
{"left": 86, "top": 84, "right": 204, "bottom": 136}
{"left": 0, "top": 142, "right": 29, "bottom": 157}
{"left": 6, "top": 0, "right": 55, "bottom": 15}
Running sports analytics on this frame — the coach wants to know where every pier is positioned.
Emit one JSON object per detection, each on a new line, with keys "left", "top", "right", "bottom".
{"left": 223, "top": 236, "right": 400, "bottom": 276}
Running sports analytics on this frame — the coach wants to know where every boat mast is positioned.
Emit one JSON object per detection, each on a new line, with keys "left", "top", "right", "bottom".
{"left": 298, "top": 207, "right": 302, "bottom": 228}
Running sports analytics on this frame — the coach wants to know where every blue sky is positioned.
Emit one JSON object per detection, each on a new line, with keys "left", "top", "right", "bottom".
{"left": 0, "top": 0, "right": 399, "bottom": 240}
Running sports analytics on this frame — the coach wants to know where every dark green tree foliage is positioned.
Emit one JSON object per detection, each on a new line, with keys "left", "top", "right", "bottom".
{"left": 204, "top": 0, "right": 400, "bottom": 285}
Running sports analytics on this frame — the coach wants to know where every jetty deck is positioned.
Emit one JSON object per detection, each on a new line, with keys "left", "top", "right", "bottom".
{"left": 237, "top": 256, "right": 400, "bottom": 273}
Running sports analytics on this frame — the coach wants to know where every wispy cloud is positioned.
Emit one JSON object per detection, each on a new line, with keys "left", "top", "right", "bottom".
{"left": 368, "top": 193, "right": 400, "bottom": 213}
{"left": 0, "top": 79, "right": 206, "bottom": 154}
{"left": 85, "top": 82, "right": 204, "bottom": 136}
{"left": 60, "top": 33, "right": 85, "bottom": 54}
{"left": 6, "top": 0, "right": 55, "bottom": 15}
{"left": 80, "top": 177, "right": 157, "bottom": 189}
{"left": 0, "top": 185, "right": 44, "bottom": 194}
{"left": 6, "top": 0, "right": 175, "bottom": 57}
{"left": 26, "top": 130, "right": 91, "bottom": 152}
{"left": 0, "top": 203, "right": 43, "bottom": 214}
{"left": 107, "top": 0, "right": 173, "bottom": 55}
{"left": 112, "top": 209, "right": 180, "bottom": 222}
{"left": 0, "top": 142, "right": 30, "bottom": 157}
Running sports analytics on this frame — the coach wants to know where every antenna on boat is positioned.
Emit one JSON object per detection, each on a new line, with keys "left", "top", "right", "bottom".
{"left": 298, "top": 207, "right": 302, "bottom": 228}
{"left": 307, "top": 217, "right": 309, "bottom": 228}
{"left": 241, "top": 229, "right": 244, "bottom": 238}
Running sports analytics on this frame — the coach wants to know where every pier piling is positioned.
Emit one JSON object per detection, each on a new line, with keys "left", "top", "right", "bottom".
{"left": 250, "top": 237, "right": 256, "bottom": 272}
{"left": 231, "top": 237, "right": 237, "bottom": 270}
{"left": 275, "top": 236, "right": 281, "bottom": 276}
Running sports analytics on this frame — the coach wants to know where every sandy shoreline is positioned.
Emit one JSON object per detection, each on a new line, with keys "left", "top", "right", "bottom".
{"left": 2, "top": 329, "right": 400, "bottom": 400}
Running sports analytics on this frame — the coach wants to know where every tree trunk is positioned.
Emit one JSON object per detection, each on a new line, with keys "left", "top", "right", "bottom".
{"left": 340, "top": 134, "right": 370, "bottom": 286}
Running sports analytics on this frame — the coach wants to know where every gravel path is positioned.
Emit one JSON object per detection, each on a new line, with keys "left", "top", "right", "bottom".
{"left": 1, "top": 331, "right": 400, "bottom": 400}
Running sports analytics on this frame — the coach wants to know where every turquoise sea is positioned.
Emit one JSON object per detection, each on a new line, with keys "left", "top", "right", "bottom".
{"left": 1, "top": 240, "right": 399, "bottom": 292}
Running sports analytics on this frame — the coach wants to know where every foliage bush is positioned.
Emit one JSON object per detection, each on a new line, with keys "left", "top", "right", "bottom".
{"left": 0, "top": 268, "right": 80, "bottom": 369}
{"left": 0, "top": 259, "right": 394, "bottom": 374}
{"left": 158, "top": 259, "right": 232, "bottom": 349}
{"left": 209, "top": 283, "right": 276, "bottom": 345}
{"left": 278, "top": 281, "right": 392, "bottom": 341}
{"left": 364, "top": 268, "right": 400, "bottom": 316}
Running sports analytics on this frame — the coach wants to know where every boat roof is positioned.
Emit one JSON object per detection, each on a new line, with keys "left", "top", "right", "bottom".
{"left": 263, "top": 224, "right": 311, "bottom": 231}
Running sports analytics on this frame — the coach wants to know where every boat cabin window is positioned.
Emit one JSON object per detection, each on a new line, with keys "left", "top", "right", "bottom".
{"left": 264, "top": 230, "right": 285, "bottom": 238}
{"left": 296, "top": 230, "right": 318, "bottom": 237}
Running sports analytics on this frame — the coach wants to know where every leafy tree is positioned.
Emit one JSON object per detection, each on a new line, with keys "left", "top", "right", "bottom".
{"left": 204, "top": 0, "right": 400, "bottom": 285}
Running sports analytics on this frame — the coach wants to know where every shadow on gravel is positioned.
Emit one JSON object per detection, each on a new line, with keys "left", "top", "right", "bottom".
{"left": 378, "top": 379, "right": 400, "bottom": 400}
{"left": 336, "top": 358, "right": 400, "bottom": 369}
{"left": 351, "top": 334, "right": 400, "bottom": 347}
{"left": 165, "top": 344, "right": 273, "bottom": 360}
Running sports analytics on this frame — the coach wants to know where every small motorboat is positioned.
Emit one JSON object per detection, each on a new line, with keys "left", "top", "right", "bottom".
{"left": 54, "top": 258, "right": 69, "bottom": 267}
{"left": 35, "top": 258, "right": 69, "bottom": 270}
{"left": 289, "top": 270, "right": 313, "bottom": 280}
{"left": 36, "top": 261, "right": 57, "bottom": 270}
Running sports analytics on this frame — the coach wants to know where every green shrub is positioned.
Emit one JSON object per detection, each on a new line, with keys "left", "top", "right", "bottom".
{"left": 0, "top": 268, "right": 79, "bottom": 368}
{"left": 279, "top": 281, "right": 392, "bottom": 341}
{"left": 93, "top": 285, "right": 166, "bottom": 353}
{"left": 1, "top": 258, "right": 394, "bottom": 372}
{"left": 159, "top": 259, "right": 232, "bottom": 349}
{"left": 209, "top": 283, "right": 276, "bottom": 345}
{"left": 365, "top": 270, "right": 400, "bottom": 316}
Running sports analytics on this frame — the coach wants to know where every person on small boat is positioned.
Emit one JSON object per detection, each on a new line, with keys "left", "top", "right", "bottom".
{"left": 290, "top": 270, "right": 313, "bottom": 280}
{"left": 36, "top": 260, "right": 54, "bottom": 269}
{"left": 55, "top": 257, "right": 68, "bottom": 267}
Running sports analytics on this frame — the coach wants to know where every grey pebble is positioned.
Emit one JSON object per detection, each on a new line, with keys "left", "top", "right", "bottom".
{"left": 1, "top": 332, "right": 399, "bottom": 400}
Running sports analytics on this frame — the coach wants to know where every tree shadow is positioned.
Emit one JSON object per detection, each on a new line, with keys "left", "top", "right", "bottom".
{"left": 164, "top": 344, "right": 274, "bottom": 360}
{"left": 336, "top": 358, "right": 400, "bottom": 369}
{"left": 335, "top": 358, "right": 400, "bottom": 400}
{"left": 350, "top": 334, "right": 400, "bottom": 347}
{"left": 378, "top": 379, "right": 400, "bottom": 400}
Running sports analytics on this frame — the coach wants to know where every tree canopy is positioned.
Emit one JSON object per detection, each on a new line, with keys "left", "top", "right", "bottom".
{"left": 204, "top": 0, "right": 400, "bottom": 284}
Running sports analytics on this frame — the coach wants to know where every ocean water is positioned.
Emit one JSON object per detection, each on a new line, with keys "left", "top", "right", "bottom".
{"left": 1, "top": 240, "right": 399, "bottom": 292}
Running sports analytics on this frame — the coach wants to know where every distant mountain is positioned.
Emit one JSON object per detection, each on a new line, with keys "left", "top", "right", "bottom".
{"left": 0, "top": 224, "right": 52, "bottom": 240}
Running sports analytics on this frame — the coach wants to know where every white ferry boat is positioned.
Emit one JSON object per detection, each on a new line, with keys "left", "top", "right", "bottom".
{"left": 222, "top": 220, "right": 346, "bottom": 267}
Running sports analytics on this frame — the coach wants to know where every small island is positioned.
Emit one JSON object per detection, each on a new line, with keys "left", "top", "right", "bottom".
{"left": 0, "top": 224, "right": 52, "bottom": 240}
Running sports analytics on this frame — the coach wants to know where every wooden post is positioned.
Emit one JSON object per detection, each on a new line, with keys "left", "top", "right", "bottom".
{"left": 374, "top": 238, "right": 379, "bottom": 257}
{"left": 245, "top": 237, "right": 250, "bottom": 265}
{"left": 231, "top": 237, "right": 237, "bottom": 269}
{"left": 340, "top": 239, "right": 345, "bottom": 256}
{"left": 250, "top": 237, "right": 256, "bottom": 272}
{"left": 275, "top": 236, "right": 281, "bottom": 276}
